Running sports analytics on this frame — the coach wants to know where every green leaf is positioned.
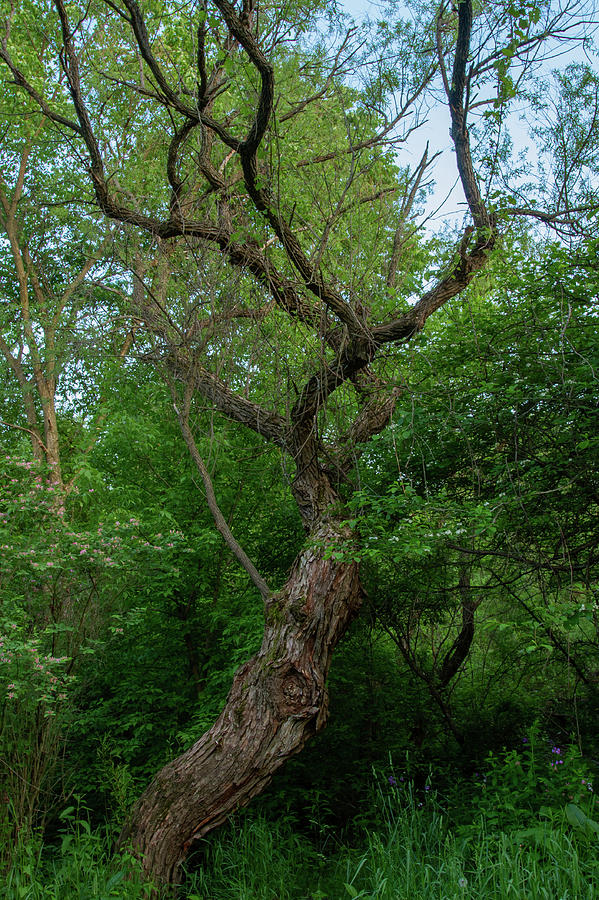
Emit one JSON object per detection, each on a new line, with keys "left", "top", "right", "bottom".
{"left": 566, "top": 803, "right": 589, "bottom": 830}
{"left": 105, "top": 870, "right": 125, "bottom": 890}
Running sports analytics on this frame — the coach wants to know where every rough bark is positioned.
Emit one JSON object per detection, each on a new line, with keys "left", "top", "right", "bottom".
{"left": 120, "top": 519, "right": 362, "bottom": 885}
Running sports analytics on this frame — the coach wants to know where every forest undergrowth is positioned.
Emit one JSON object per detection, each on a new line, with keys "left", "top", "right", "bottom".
{"left": 3, "top": 732, "right": 599, "bottom": 900}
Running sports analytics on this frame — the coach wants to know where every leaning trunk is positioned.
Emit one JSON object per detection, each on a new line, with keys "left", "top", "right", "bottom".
{"left": 120, "top": 519, "right": 362, "bottom": 885}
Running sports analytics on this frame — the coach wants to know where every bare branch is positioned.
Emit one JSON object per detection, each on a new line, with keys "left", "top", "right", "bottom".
{"left": 174, "top": 381, "right": 271, "bottom": 602}
{"left": 0, "top": 419, "right": 48, "bottom": 453}
{"left": 387, "top": 144, "right": 439, "bottom": 290}
{"left": 438, "top": 570, "right": 479, "bottom": 688}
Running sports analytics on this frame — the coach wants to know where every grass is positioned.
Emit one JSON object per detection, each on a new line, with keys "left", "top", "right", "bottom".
{"left": 188, "top": 794, "right": 599, "bottom": 900}
{"left": 1, "top": 819, "right": 153, "bottom": 900}
{"left": 3, "top": 783, "right": 598, "bottom": 899}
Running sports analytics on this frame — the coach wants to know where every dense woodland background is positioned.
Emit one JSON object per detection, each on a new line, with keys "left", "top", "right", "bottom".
{"left": 1, "top": 0, "right": 599, "bottom": 896}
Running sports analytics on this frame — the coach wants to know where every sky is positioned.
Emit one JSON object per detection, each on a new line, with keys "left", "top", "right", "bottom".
{"left": 335, "top": 0, "right": 597, "bottom": 230}
{"left": 338, "top": 0, "right": 470, "bottom": 226}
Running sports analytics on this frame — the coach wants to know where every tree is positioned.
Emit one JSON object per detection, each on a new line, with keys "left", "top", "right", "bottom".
{"left": 351, "top": 236, "right": 599, "bottom": 751}
{"left": 0, "top": 72, "right": 138, "bottom": 848}
{"left": 1, "top": 0, "right": 597, "bottom": 885}
{"left": 0, "top": 103, "right": 106, "bottom": 492}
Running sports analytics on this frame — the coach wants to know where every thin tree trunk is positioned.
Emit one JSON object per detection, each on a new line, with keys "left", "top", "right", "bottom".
{"left": 40, "top": 386, "right": 62, "bottom": 490}
{"left": 120, "top": 519, "right": 362, "bottom": 886}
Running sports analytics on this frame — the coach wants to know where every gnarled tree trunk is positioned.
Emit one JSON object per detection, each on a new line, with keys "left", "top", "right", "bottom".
{"left": 120, "top": 519, "right": 362, "bottom": 885}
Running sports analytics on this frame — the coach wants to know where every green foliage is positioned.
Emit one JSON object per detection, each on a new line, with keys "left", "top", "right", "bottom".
{"left": 339, "top": 236, "right": 599, "bottom": 751}
{"left": 188, "top": 762, "right": 599, "bottom": 899}
{"left": 5, "top": 768, "right": 599, "bottom": 899}
{"left": 466, "top": 730, "right": 597, "bottom": 833}
{"left": 2, "top": 808, "right": 154, "bottom": 900}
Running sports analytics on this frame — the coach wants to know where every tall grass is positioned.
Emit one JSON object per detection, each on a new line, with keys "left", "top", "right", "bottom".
{"left": 3, "top": 785, "right": 598, "bottom": 899}
{"left": 1, "top": 817, "right": 153, "bottom": 900}
{"left": 188, "top": 780, "right": 599, "bottom": 900}
{"left": 342, "top": 810, "right": 599, "bottom": 899}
